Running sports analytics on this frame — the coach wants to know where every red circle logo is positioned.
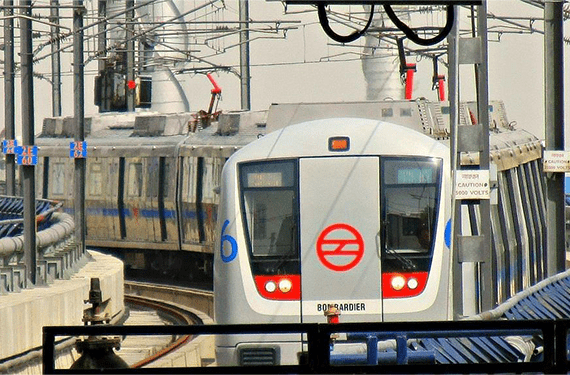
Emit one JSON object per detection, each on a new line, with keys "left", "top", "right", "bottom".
{"left": 316, "top": 223, "right": 364, "bottom": 272}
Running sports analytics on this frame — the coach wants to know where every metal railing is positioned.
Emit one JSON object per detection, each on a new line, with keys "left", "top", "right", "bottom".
{"left": 0, "top": 196, "right": 80, "bottom": 292}
{"left": 43, "top": 319, "right": 570, "bottom": 374}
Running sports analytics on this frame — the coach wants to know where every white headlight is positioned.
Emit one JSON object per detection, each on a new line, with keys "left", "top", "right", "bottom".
{"left": 407, "top": 278, "right": 419, "bottom": 290}
{"left": 265, "top": 281, "right": 277, "bottom": 293}
{"left": 391, "top": 275, "right": 406, "bottom": 291}
{"left": 279, "top": 279, "right": 292, "bottom": 293}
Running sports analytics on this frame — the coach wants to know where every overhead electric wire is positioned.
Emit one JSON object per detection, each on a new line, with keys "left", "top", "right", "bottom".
{"left": 384, "top": 5, "right": 454, "bottom": 46}
{"left": 317, "top": 4, "right": 375, "bottom": 44}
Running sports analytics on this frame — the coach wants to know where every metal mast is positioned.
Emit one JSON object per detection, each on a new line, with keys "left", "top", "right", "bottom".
{"left": 20, "top": 0, "right": 37, "bottom": 284}
{"left": 4, "top": 0, "right": 16, "bottom": 196}
{"left": 239, "top": 0, "right": 251, "bottom": 110}
{"left": 74, "top": 0, "right": 86, "bottom": 254}
{"left": 544, "top": 0, "right": 565, "bottom": 275}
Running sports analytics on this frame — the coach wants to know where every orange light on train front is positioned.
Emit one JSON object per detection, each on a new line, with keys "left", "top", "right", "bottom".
{"left": 328, "top": 136, "right": 350, "bottom": 152}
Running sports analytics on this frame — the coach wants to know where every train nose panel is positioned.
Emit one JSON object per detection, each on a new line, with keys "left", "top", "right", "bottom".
{"left": 299, "top": 157, "right": 382, "bottom": 323}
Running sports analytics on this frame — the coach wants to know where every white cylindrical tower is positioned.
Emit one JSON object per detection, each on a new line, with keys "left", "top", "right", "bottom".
{"left": 360, "top": 7, "right": 410, "bottom": 100}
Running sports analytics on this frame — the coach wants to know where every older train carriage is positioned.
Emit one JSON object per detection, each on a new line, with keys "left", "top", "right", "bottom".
{"left": 36, "top": 111, "right": 262, "bottom": 282}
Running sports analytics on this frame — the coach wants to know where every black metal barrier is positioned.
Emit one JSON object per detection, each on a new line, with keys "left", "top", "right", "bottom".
{"left": 43, "top": 319, "right": 570, "bottom": 374}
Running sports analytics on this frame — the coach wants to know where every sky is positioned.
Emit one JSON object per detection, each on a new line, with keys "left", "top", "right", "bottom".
{"left": 182, "top": 0, "right": 554, "bottom": 140}
{"left": 0, "top": 0, "right": 566, "bottom": 146}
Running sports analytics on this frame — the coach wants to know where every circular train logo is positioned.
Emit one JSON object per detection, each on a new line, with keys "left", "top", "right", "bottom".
{"left": 316, "top": 223, "right": 364, "bottom": 272}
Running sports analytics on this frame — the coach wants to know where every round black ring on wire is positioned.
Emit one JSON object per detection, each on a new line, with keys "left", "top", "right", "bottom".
{"left": 384, "top": 5, "right": 454, "bottom": 46}
{"left": 317, "top": 4, "right": 375, "bottom": 44}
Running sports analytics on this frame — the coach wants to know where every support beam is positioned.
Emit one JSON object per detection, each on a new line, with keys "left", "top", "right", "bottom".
{"left": 20, "top": 0, "right": 37, "bottom": 285}
{"left": 476, "top": 0, "right": 493, "bottom": 312}
{"left": 50, "top": 0, "right": 62, "bottom": 117}
{"left": 239, "top": 0, "right": 251, "bottom": 111}
{"left": 4, "top": 0, "right": 16, "bottom": 196}
{"left": 74, "top": 0, "right": 86, "bottom": 254}
{"left": 449, "top": 4, "right": 462, "bottom": 320}
{"left": 544, "top": 0, "right": 565, "bottom": 276}
{"left": 126, "top": 0, "right": 135, "bottom": 112}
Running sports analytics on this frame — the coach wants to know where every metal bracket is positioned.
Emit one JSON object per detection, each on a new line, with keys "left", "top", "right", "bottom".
{"left": 457, "top": 124, "right": 484, "bottom": 152}
{"left": 457, "top": 235, "right": 488, "bottom": 263}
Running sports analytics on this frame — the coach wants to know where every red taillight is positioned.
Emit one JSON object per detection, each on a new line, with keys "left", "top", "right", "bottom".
{"left": 254, "top": 275, "right": 300, "bottom": 300}
{"left": 382, "top": 272, "right": 428, "bottom": 298}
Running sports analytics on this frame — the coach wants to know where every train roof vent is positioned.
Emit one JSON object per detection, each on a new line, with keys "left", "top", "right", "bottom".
{"left": 40, "top": 116, "right": 92, "bottom": 138}
{"left": 217, "top": 110, "right": 268, "bottom": 136}
{"left": 132, "top": 113, "right": 193, "bottom": 136}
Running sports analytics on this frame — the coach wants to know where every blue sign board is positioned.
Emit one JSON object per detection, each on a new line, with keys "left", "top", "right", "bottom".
{"left": 16, "top": 145, "right": 37, "bottom": 166}
{"left": 70, "top": 141, "right": 87, "bottom": 158}
{"left": 2, "top": 139, "right": 18, "bottom": 154}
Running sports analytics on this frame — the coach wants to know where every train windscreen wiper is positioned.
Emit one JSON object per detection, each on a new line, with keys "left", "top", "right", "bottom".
{"left": 376, "top": 229, "right": 416, "bottom": 271}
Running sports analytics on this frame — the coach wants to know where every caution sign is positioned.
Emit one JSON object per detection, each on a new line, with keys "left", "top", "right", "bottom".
{"left": 455, "top": 170, "right": 490, "bottom": 200}
{"left": 316, "top": 223, "right": 364, "bottom": 272}
{"left": 543, "top": 151, "right": 570, "bottom": 172}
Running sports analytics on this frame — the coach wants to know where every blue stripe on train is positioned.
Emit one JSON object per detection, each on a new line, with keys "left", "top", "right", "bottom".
{"left": 73, "top": 207, "right": 217, "bottom": 221}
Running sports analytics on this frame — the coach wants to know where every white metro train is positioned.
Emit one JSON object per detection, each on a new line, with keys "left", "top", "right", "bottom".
{"left": 214, "top": 104, "right": 545, "bottom": 366}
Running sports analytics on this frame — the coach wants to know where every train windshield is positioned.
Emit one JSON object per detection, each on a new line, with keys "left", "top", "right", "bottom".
{"left": 381, "top": 157, "right": 441, "bottom": 272}
{"left": 239, "top": 160, "right": 299, "bottom": 275}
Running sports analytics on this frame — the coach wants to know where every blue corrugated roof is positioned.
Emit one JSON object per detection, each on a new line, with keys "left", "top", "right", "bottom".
{"left": 0, "top": 197, "right": 58, "bottom": 238}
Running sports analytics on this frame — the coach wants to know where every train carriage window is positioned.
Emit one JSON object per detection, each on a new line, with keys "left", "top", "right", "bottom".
{"left": 108, "top": 160, "right": 119, "bottom": 198}
{"left": 212, "top": 158, "right": 223, "bottom": 204}
{"left": 147, "top": 158, "right": 160, "bottom": 198}
{"left": 89, "top": 163, "right": 103, "bottom": 196}
{"left": 183, "top": 157, "right": 196, "bottom": 202}
{"left": 52, "top": 162, "right": 66, "bottom": 196}
{"left": 127, "top": 162, "right": 143, "bottom": 197}
{"left": 240, "top": 160, "right": 299, "bottom": 276}
{"left": 381, "top": 157, "right": 441, "bottom": 272}
{"left": 163, "top": 162, "right": 171, "bottom": 198}
{"left": 202, "top": 158, "right": 215, "bottom": 203}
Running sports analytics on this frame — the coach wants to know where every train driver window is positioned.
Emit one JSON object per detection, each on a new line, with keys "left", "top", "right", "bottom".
{"left": 240, "top": 160, "right": 299, "bottom": 275}
{"left": 381, "top": 157, "right": 441, "bottom": 262}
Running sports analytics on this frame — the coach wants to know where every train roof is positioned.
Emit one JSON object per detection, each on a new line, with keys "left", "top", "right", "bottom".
{"left": 228, "top": 117, "right": 450, "bottom": 163}
{"left": 36, "top": 100, "right": 541, "bottom": 170}
{"left": 37, "top": 110, "right": 267, "bottom": 157}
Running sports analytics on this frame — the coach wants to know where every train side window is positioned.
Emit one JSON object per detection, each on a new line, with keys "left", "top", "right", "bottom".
{"left": 147, "top": 158, "right": 159, "bottom": 198}
{"left": 240, "top": 160, "right": 298, "bottom": 263}
{"left": 89, "top": 163, "right": 103, "bottom": 196}
{"left": 183, "top": 157, "right": 196, "bottom": 202}
{"left": 163, "top": 162, "right": 171, "bottom": 198}
{"left": 127, "top": 162, "right": 143, "bottom": 197}
{"left": 202, "top": 158, "right": 214, "bottom": 203}
{"left": 52, "top": 162, "right": 66, "bottom": 196}
{"left": 212, "top": 158, "right": 223, "bottom": 204}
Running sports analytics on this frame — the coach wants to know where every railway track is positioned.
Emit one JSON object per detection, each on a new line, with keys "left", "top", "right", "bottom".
{"left": 116, "top": 281, "right": 215, "bottom": 369}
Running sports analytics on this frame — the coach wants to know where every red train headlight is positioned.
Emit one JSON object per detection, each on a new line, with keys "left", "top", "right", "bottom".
{"left": 255, "top": 275, "right": 300, "bottom": 300}
{"left": 382, "top": 272, "right": 428, "bottom": 298}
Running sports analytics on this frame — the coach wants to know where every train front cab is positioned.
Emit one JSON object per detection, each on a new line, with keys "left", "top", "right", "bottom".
{"left": 214, "top": 120, "right": 451, "bottom": 366}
